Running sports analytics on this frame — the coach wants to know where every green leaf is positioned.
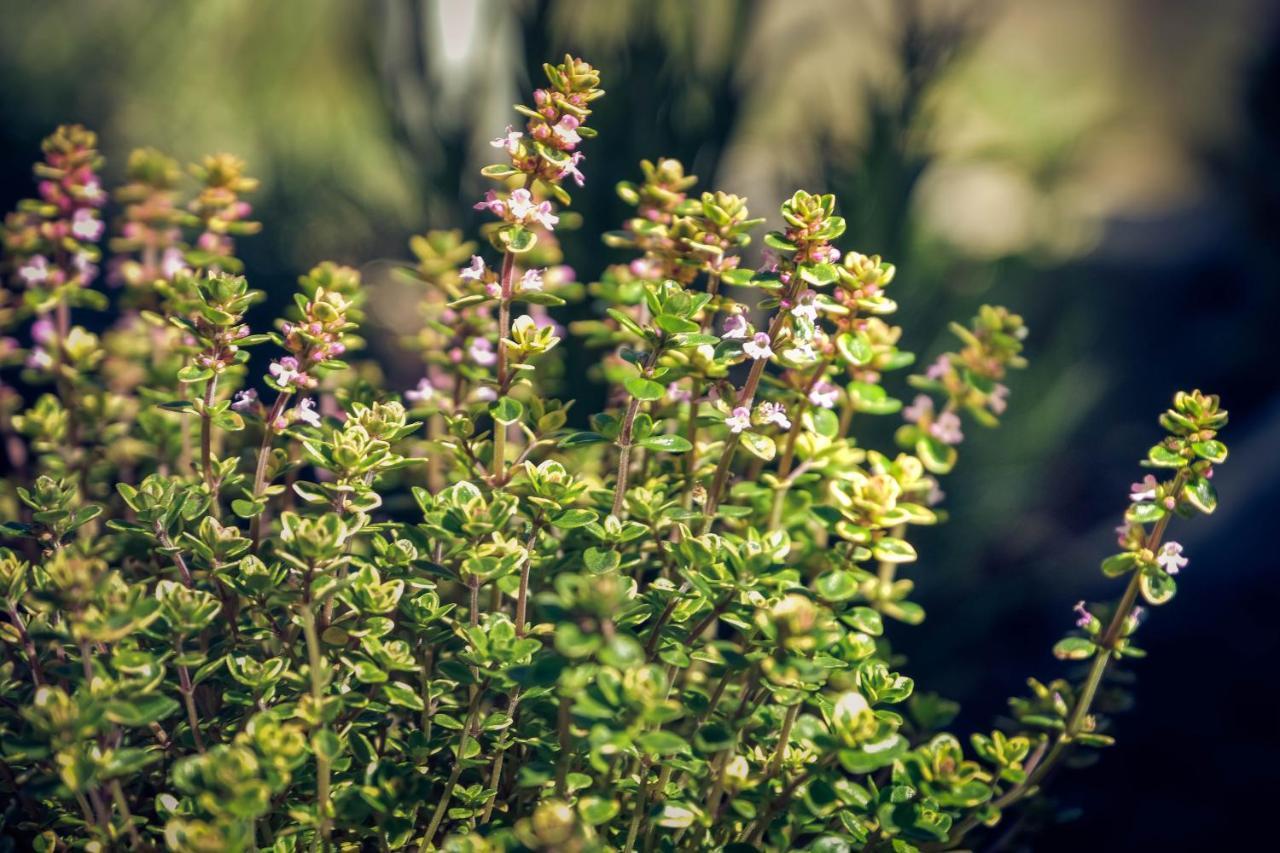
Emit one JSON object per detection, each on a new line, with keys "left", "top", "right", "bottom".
{"left": 177, "top": 365, "right": 214, "bottom": 383}
{"left": 636, "top": 730, "right": 690, "bottom": 756}
{"left": 720, "top": 268, "right": 755, "bottom": 287}
{"left": 104, "top": 694, "right": 180, "bottom": 727}
{"left": 1053, "top": 637, "right": 1097, "bottom": 661}
{"left": 1182, "top": 475, "right": 1218, "bottom": 514}
{"left": 491, "top": 396, "right": 524, "bottom": 425}
{"left": 1190, "top": 440, "right": 1227, "bottom": 463}
{"left": 558, "top": 431, "right": 608, "bottom": 448}
{"left": 623, "top": 377, "right": 665, "bottom": 401}
{"left": 552, "top": 509, "right": 598, "bottom": 529}
{"left": 1147, "top": 444, "right": 1187, "bottom": 468}
{"left": 799, "top": 262, "right": 840, "bottom": 286}
{"left": 815, "top": 570, "right": 859, "bottom": 602}
{"left": 873, "top": 538, "right": 917, "bottom": 564}
{"left": 848, "top": 382, "right": 901, "bottom": 415}
{"left": 1100, "top": 552, "right": 1139, "bottom": 578}
{"left": 1140, "top": 569, "right": 1177, "bottom": 605}
{"left": 654, "top": 314, "right": 699, "bottom": 334}
{"left": 836, "top": 332, "right": 872, "bottom": 366}
{"left": 502, "top": 226, "right": 538, "bottom": 254}
{"left": 578, "top": 796, "right": 620, "bottom": 826}
{"left": 383, "top": 681, "right": 426, "bottom": 711}
{"left": 915, "top": 436, "right": 957, "bottom": 475}
{"left": 638, "top": 434, "right": 692, "bottom": 453}
{"left": 740, "top": 431, "right": 776, "bottom": 462}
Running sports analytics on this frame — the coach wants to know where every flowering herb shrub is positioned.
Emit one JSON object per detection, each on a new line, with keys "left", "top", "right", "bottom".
{"left": 0, "top": 57, "right": 1229, "bottom": 852}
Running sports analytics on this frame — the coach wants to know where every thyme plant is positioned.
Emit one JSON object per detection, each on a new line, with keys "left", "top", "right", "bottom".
{"left": 0, "top": 57, "right": 1228, "bottom": 852}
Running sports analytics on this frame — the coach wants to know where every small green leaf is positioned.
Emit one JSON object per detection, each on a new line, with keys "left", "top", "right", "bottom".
{"left": 491, "top": 396, "right": 524, "bottom": 425}
{"left": 1147, "top": 444, "right": 1187, "bottom": 468}
{"left": 873, "top": 538, "right": 917, "bottom": 564}
{"left": 1053, "top": 637, "right": 1097, "bottom": 661}
{"left": 636, "top": 730, "right": 690, "bottom": 756}
{"left": 740, "top": 431, "right": 776, "bottom": 462}
{"left": 1190, "top": 440, "right": 1227, "bottom": 463}
{"left": 815, "top": 570, "right": 859, "bottom": 602}
{"left": 638, "top": 434, "right": 692, "bottom": 453}
{"left": 552, "top": 509, "right": 598, "bottom": 529}
{"left": 1182, "top": 476, "right": 1218, "bottom": 514}
{"left": 623, "top": 377, "right": 665, "bottom": 401}
{"left": 1140, "top": 569, "right": 1177, "bottom": 605}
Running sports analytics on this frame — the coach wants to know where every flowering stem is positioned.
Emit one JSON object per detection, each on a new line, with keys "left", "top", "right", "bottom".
{"left": 250, "top": 391, "right": 292, "bottom": 551}
{"left": 939, "top": 468, "right": 1190, "bottom": 850}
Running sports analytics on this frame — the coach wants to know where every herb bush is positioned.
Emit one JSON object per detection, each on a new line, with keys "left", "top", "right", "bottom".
{"left": 0, "top": 56, "right": 1229, "bottom": 852}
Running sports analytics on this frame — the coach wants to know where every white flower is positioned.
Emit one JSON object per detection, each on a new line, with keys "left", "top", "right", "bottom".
{"left": 473, "top": 386, "right": 497, "bottom": 402}
{"left": 71, "top": 208, "right": 103, "bottom": 242}
{"left": 743, "top": 332, "right": 773, "bottom": 361}
{"left": 552, "top": 115, "right": 581, "bottom": 147}
{"left": 1156, "top": 542, "right": 1188, "bottom": 574}
{"left": 161, "top": 247, "right": 188, "bottom": 279}
{"left": 809, "top": 380, "right": 839, "bottom": 409}
{"left": 231, "top": 389, "right": 258, "bottom": 412}
{"left": 294, "top": 398, "right": 321, "bottom": 427}
{"left": 757, "top": 401, "right": 791, "bottom": 430}
{"left": 17, "top": 255, "right": 49, "bottom": 286}
{"left": 405, "top": 377, "right": 435, "bottom": 404}
{"left": 791, "top": 289, "right": 819, "bottom": 323}
{"left": 519, "top": 268, "right": 544, "bottom": 293}
{"left": 988, "top": 383, "right": 1010, "bottom": 415}
{"left": 269, "top": 357, "right": 306, "bottom": 388}
{"left": 1130, "top": 474, "right": 1159, "bottom": 503}
{"left": 558, "top": 151, "right": 586, "bottom": 187}
{"left": 722, "top": 314, "right": 749, "bottom": 339}
{"left": 460, "top": 255, "right": 487, "bottom": 282}
{"left": 726, "top": 406, "right": 751, "bottom": 434}
{"left": 469, "top": 337, "right": 496, "bottom": 367}
{"left": 489, "top": 125, "right": 524, "bottom": 155}
{"left": 667, "top": 382, "right": 693, "bottom": 404}
{"left": 785, "top": 341, "right": 818, "bottom": 364}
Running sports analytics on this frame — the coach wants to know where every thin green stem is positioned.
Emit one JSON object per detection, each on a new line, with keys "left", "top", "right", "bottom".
{"left": 300, "top": 606, "right": 330, "bottom": 849}
{"left": 251, "top": 390, "right": 292, "bottom": 552}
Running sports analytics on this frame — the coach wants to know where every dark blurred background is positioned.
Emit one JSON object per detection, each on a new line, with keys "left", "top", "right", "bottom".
{"left": 2, "top": 0, "right": 1277, "bottom": 848}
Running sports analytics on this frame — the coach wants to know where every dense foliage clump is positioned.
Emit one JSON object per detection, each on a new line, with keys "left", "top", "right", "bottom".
{"left": 0, "top": 57, "right": 1228, "bottom": 852}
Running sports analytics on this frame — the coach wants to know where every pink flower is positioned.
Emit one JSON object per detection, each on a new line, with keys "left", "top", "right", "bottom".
{"left": 903, "top": 394, "right": 934, "bottom": 423}
{"left": 924, "top": 476, "right": 945, "bottom": 506}
{"left": 925, "top": 356, "right": 950, "bottom": 381}
{"left": 490, "top": 125, "right": 524, "bottom": 155}
{"left": 757, "top": 401, "right": 791, "bottom": 430}
{"left": 71, "top": 208, "right": 103, "bottom": 242}
{"left": 405, "top": 377, "right": 435, "bottom": 404}
{"left": 809, "top": 379, "right": 839, "bottom": 409}
{"left": 469, "top": 337, "right": 496, "bottom": 366}
{"left": 519, "top": 268, "right": 544, "bottom": 293}
{"left": 474, "top": 190, "right": 506, "bottom": 217}
{"left": 743, "top": 332, "right": 773, "bottom": 361}
{"left": 25, "top": 347, "right": 53, "bottom": 371}
{"left": 231, "top": 389, "right": 258, "bottom": 412}
{"left": 17, "top": 255, "right": 49, "bottom": 286}
{"left": 552, "top": 115, "right": 581, "bottom": 148}
{"left": 294, "top": 398, "right": 321, "bottom": 427}
{"left": 726, "top": 406, "right": 751, "bottom": 434}
{"left": 1115, "top": 522, "right": 1134, "bottom": 546}
{"left": 460, "top": 255, "right": 487, "bottom": 282}
{"left": 1073, "top": 600, "right": 1098, "bottom": 629}
{"left": 930, "top": 411, "right": 964, "bottom": 445}
{"left": 81, "top": 178, "right": 105, "bottom": 205}
{"left": 1156, "top": 542, "right": 1187, "bottom": 574}
{"left": 558, "top": 151, "right": 586, "bottom": 187}
{"left": 722, "top": 314, "right": 749, "bottom": 340}
{"left": 814, "top": 244, "right": 841, "bottom": 263}
{"left": 988, "top": 383, "right": 1010, "bottom": 415}
{"left": 1130, "top": 475, "right": 1159, "bottom": 503}
{"left": 31, "top": 317, "right": 55, "bottom": 345}
{"left": 667, "top": 382, "right": 693, "bottom": 404}
{"left": 473, "top": 386, "right": 497, "bottom": 402}
{"left": 269, "top": 356, "right": 306, "bottom": 388}
{"left": 505, "top": 188, "right": 559, "bottom": 229}
{"left": 759, "top": 248, "right": 780, "bottom": 273}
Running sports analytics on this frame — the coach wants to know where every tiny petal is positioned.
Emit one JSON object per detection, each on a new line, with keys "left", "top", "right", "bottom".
{"left": 726, "top": 406, "right": 752, "bottom": 434}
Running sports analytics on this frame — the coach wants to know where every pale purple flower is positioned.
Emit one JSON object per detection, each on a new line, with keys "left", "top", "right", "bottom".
{"left": 930, "top": 411, "right": 964, "bottom": 445}
{"left": 814, "top": 245, "right": 841, "bottom": 263}
{"left": 17, "top": 255, "right": 49, "bottom": 286}
{"left": 925, "top": 356, "right": 950, "bottom": 381}
{"left": 71, "top": 208, "right": 103, "bottom": 242}
{"left": 161, "top": 248, "right": 188, "bottom": 279}
{"left": 474, "top": 190, "right": 506, "bottom": 217}
{"left": 924, "top": 477, "right": 945, "bottom": 506}
{"left": 294, "top": 398, "right": 321, "bottom": 427}
{"left": 791, "top": 289, "right": 819, "bottom": 323}
{"left": 786, "top": 341, "right": 818, "bottom": 363}
{"left": 519, "top": 268, "right": 544, "bottom": 293}
{"left": 722, "top": 314, "right": 749, "bottom": 340}
{"left": 490, "top": 125, "right": 524, "bottom": 155}
{"left": 1074, "top": 600, "right": 1098, "bottom": 629}
{"left": 506, "top": 188, "right": 559, "bottom": 229}
{"left": 903, "top": 394, "right": 934, "bottom": 423}
{"left": 72, "top": 251, "right": 98, "bottom": 285}
{"left": 667, "top": 382, "right": 693, "bottom": 404}
{"left": 809, "top": 379, "right": 839, "bottom": 409}
{"left": 231, "top": 389, "right": 258, "bottom": 412}
{"left": 81, "top": 178, "right": 105, "bottom": 205}
{"left": 469, "top": 337, "right": 496, "bottom": 367}
{"left": 1130, "top": 475, "right": 1159, "bottom": 503}
{"left": 460, "top": 255, "right": 487, "bottom": 282}
{"left": 759, "top": 248, "right": 780, "bottom": 273}
{"left": 757, "top": 401, "right": 791, "bottom": 430}
{"left": 988, "top": 383, "right": 1010, "bottom": 415}
{"left": 726, "top": 406, "right": 752, "bottom": 434}
{"left": 558, "top": 151, "right": 586, "bottom": 187}
{"left": 1156, "top": 542, "right": 1187, "bottom": 574}
{"left": 552, "top": 115, "right": 581, "bottom": 148}
{"left": 25, "top": 348, "right": 53, "bottom": 371}
{"left": 629, "top": 257, "right": 661, "bottom": 279}
{"left": 269, "top": 356, "right": 306, "bottom": 388}
{"left": 31, "top": 317, "right": 55, "bottom": 345}
{"left": 528, "top": 200, "right": 559, "bottom": 230}
{"left": 1115, "top": 522, "right": 1134, "bottom": 546}
{"left": 473, "top": 386, "right": 497, "bottom": 402}
{"left": 743, "top": 332, "right": 773, "bottom": 361}
{"left": 405, "top": 377, "right": 436, "bottom": 404}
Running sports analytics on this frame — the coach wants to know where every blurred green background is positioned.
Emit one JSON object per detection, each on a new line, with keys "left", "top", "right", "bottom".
{"left": 2, "top": 1, "right": 1277, "bottom": 848}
